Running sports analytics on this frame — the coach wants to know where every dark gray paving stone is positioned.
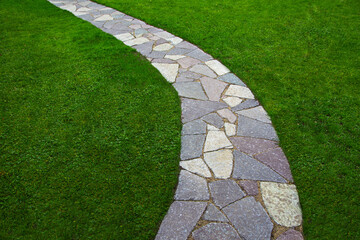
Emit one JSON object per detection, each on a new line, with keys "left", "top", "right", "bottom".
{"left": 209, "top": 180, "right": 245, "bottom": 208}
{"left": 102, "top": 27, "right": 130, "bottom": 35}
{"left": 238, "top": 180, "right": 259, "bottom": 196}
{"left": 180, "top": 134, "right": 206, "bottom": 160}
{"left": 192, "top": 223, "right": 241, "bottom": 240}
{"left": 182, "top": 119, "right": 207, "bottom": 135}
{"left": 277, "top": 229, "right": 304, "bottom": 240}
{"left": 173, "top": 82, "right": 208, "bottom": 100}
{"left": 181, "top": 98, "right": 227, "bottom": 123}
{"left": 218, "top": 73, "right": 246, "bottom": 86}
{"left": 178, "top": 71, "right": 202, "bottom": 80}
{"left": 202, "top": 203, "right": 228, "bottom": 222}
{"left": 202, "top": 113, "right": 224, "bottom": 129}
{"left": 78, "top": 14, "right": 94, "bottom": 21}
{"left": 155, "top": 201, "right": 207, "bottom": 240}
{"left": 100, "top": 9, "right": 116, "bottom": 15}
{"left": 186, "top": 49, "right": 213, "bottom": 61}
{"left": 232, "top": 150, "right": 287, "bottom": 183}
{"left": 176, "top": 41, "right": 197, "bottom": 49}
{"left": 231, "top": 99, "right": 259, "bottom": 111}
{"left": 152, "top": 58, "right": 176, "bottom": 64}
{"left": 255, "top": 147, "right": 294, "bottom": 182}
{"left": 237, "top": 115, "right": 279, "bottom": 141}
{"left": 135, "top": 28, "right": 148, "bottom": 36}
{"left": 167, "top": 47, "right": 193, "bottom": 55}
{"left": 175, "top": 170, "right": 209, "bottom": 200}
{"left": 112, "top": 23, "right": 132, "bottom": 31}
{"left": 230, "top": 136, "right": 278, "bottom": 155}
{"left": 147, "top": 51, "right": 166, "bottom": 59}
{"left": 133, "top": 41, "right": 154, "bottom": 55}
{"left": 223, "top": 197, "right": 273, "bottom": 240}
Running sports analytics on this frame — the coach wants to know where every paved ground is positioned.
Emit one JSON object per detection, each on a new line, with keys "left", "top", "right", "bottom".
{"left": 48, "top": 0, "right": 304, "bottom": 239}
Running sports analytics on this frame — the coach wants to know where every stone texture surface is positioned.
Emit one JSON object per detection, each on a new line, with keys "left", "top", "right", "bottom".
{"left": 180, "top": 134, "right": 205, "bottom": 160}
{"left": 204, "top": 131, "right": 232, "bottom": 152}
{"left": 200, "top": 77, "right": 228, "bottom": 101}
{"left": 261, "top": 182, "right": 302, "bottom": 227}
{"left": 189, "top": 64, "right": 217, "bottom": 78}
{"left": 181, "top": 119, "right": 207, "bottom": 135}
{"left": 225, "top": 85, "right": 254, "bottom": 99}
{"left": 232, "top": 99, "right": 259, "bottom": 111}
{"left": 237, "top": 115, "right": 279, "bottom": 141}
{"left": 232, "top": 150, "right": 287, "bottom": 183}
{"left": 202, "top": 203, "right": 228, "bottom": 222}
{"left": 205, "top": 60, "right": 230, "bottom": 76}
{"left": 203, "top": 149, "right": 233, "bottom": 179}
{"left": 223, "top": 96, "right": 242, "bottom": 107}
{"left": 186, "top": 49, "right": 212, "bottom": 61}
{"left": 180, "top": 158, "right": 211, "bottom": 178}
{"left": 217, "top": 108, "right": 237, "bottom": 123}
{"left": 277, "top": 229, "right": 304, "bottom": 240}
{"left": 209, "top": 180, "right": 245, "bottom": 208}
{"left": 230, "top": 136, "right": 278, "bottom": 155}
{"left": 151, "top": 63, "right": 179, "bottom": 83}
{"left": 124, "top": 37, "right": 149, "bottom": 46}
{"left": 192, "top": 223, "right": 241, "bottom": 240}
{"left": 238, "top": 180, "right": 259, "bottom": 196}
{"left": 255, "top": 147, "right": 294, "bottom": 182}
{"left": 177, "top": 57, "right": 201, "bottom": 69}
{"left": 153, "top": 43, "right": 173, "bottom": 51}
{"left": 155, "top": 201, "right": 207, "bottom": 240}
{"left": 181, "top": 99, "right": 227, "bottom": 123}
{"left": 223, "top": 197, "right": 273, "bottom": 240}
{"left": 224, "top": 122, "right": 236, "bottom": 136}
{"left": 238, "top": 106, "right": 271, "bottom": 123}
{"left": 173, "top": 82, "right": 207, "bottom": 100}
{"left": 175, "top": 170, "right": 209, "bottom": 200}
{"left": 218, "top": 73, "right": 246, "bottom": 86}
{"left": 201, "top": 113, "right": 224, "bottom": 129}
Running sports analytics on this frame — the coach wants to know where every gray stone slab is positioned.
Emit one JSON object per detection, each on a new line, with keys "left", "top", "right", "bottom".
{"left": 218, "top": 73, "right": 246, "bottom": 86}
{"left": 103, "top": 20, "right": 121, "bottom": 29}
{"left": 231, "top": 99, "right": 259, "bottom": 111}
{"left": 112, "top": 23, "right": 132, "bottom": 31}
{"left": 155, "top": 201, "right": 207, "bottom": 240}
{"left": 100, "top": 9, "right": 116, "bottom": 15}
{"left": 237, "top": 115, "right": 279, "bottom": 141}
{"left": 192, "top": 223, "right": 241, "bottom": 240}
{"left": 189, "top": 64, "right": 217, "bottom": 78}
{"left": 186, "top": 49, "right": 213, "bottom": 61}
{"left": 177, "top": 57, "right": 201, "bottom": 69}
{"left": 78, "top": 13, "right": 94, "bottom": 21}
{"left": 202, "top": 113, "right": 224, "bottom": 129}
{"left": 178, "top": 71, "right": 202, "bottom": 80}
{"left": 182, "top": 119, "right": 207, "bottom": 135}
{"left": 176, "top": 41, "right": 197, "bottom": 50}
{"left": 209, "top": 180, "right": 245, "bottom": 208}
{"left": 232, "top": 150, "right": 287, "bottom": 183}
{"left": 167, "top": 47, "right": 193, "bottom": 55}
{"left": 134, "top": 28, "right": 148, "bottom": 36}
{"left": 223, "top": 197, "right": 273, "bottom": 240}
{"left": 181, "top": 98, "right": 227, "bottom": 123}
{"left": 175, "top": 76, "right": 194, "bottom": 82}
{"left": 180, "top": 134, "right": 206, "bottom": 160}
{"left": 133, "top": 41, "right": 154, "bottom": 55}
{"left": 238, "top": 180, "right": 259, "bottom": 196}
{"left": 277, "top": 229, "right": 304, "bottom": 240}
{"left": 91, "top": 21, "right": 106, "bottom": 28}
{"left": 152, "top": 58, "right": 176, "bottom": 64}
{"left": 147, "top": 51, "right": 166, "bottom": 59}
{"left": 175, "top": 170, "right": 209, "bottom": 200}
{"left": 87, "top": 2, "right": 103, "bottom": 9}
{"left": 173, "top": 82, "right": 208, "bottom": 100}
{"left": 202, "top": 203, "right": 228, "bottom": 222}
{"left": 230, "top": 136, "right": 278, "bottom": 155}
{"left": 200, "top": 77, "right": 228, "bottom": 101}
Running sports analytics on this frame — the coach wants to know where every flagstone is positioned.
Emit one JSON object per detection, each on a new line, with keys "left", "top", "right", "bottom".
{"left": 177, "top": 57, "right": 201, "bottom": 69}
{"left": 209, "top": 180, "right": 245, "bottom": 208}
{"left": 231, "top": 99, "right": 260, "bottom": 111}
{"left": 277, "top": 229, "right": 304, "bottom": 240}
{"left": 224, "top": 122, "right": 236, "bottom": 136}
{"left": 154, "top": 31, "right": 175, "bottom": 40}
{"left": 238, "top": 106, "right": 271, "bottom": 123}
{"left": 238, "top": 180, "right": 259, "bottom": 196}
{"left": 133, "top": 41, "right": 154, "bottom": 55}
{"left": 189, "top": 64, "right": 217, "bottom": 78}
{"left": 202, "top": 204, "right": 228, "bottom": 222}
{"left": 182, "top": 119, "right": 207, "bottom": 135}
{"left": 176, "top": 41, "right": 197, "bottom": 50}
{"left": 175, "top": 170, "right": 209, "bottom": 201}
{"left": 167, "top": 47, "right": 194, "bottom": 55}
{"left": 207, "top": 124, "right": 220, "bottom": 131}
{"left": 153, "top": 43, "right": 174, "bottom": 51}
{"left": 192, "top": 223, "right": 241, "bottom": 240}
{"left": 124, "top": 37, "right": 149, "bottom": 46}
{"left": 151, "top": 63, "right": 179, "bottom": 83}
{"left": 180, "top": 158, "right": 211, "bottom": 178}
{"left": 181, "top": 99, "right": 227, "bottom": 123}
{"left": 225, "top": 85, "right": 255, "bottom": 99}
{"left": 204, "top": 131, "right": 232, "bottom": 152}
{"left": 237, "top": 115, "right": 279, "bottom": 141}
{"left": 205, "top": 60, "right": 230, "bottom": 76}
{"left": 230, "top": 136, "right": 278, "bottom": 155}
{"left": 114, "top": 32, "right": 134, "bottom": 41}
{"left": 165, "top": 55, "right": 186, "bottom": 60}
{"left": 204, "top": 149, "right": 233, "bottom": 178}
{"left": 134, "top": 28, "right": 148, "bottom": 37}
{"left": 223, "top": 96, "right": 242, "bottom": 107}
{"left": 186, "top": 49, "right": 213, "bottom": 61}
{"left": 200, "top": 77, "right": 227, "bottom": 101}
{"left": 94, "top": 14, "right": 113, "bottom": 21}
{"left": 173, "top": 82, "right": 208, "bottom": 100}
{"left": 60, "top": 4, "right": 76, "bottom": 12}
{"left": 217, "top": 108, "right": 237, "bottom": 123}
{"left": 218, "top": 73, "right": 246, "bottom": 86}
{"left": 168, "top": 37, "right": 183, "bottom": 45}
{"left": 180, "top": 134, "right": 206, "bottom": 160}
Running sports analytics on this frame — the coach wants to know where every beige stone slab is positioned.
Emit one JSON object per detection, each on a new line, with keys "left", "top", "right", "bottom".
{"left": 204, "top": 131, "right": 232, "bottom": 152}
{"left": 204, "top": 149, "right": 233, "bottom": 179}
{"left": 225, "top": 85, "right": 255, "bottom": 99}
{"left": 151, "top": 63, "right": 179, "bottom": 83}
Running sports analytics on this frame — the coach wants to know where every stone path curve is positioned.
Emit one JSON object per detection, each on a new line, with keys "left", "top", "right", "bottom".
{"left": 48, "top": 1, "right": 304, "bottom": 239}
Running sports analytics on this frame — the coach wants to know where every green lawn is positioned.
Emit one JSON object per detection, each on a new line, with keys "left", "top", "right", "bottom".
{"left": 90, "top": 0, "right": 360, "bottom": 239}
{"left": 0, "top": 0, "right": 181, "bottom": 239}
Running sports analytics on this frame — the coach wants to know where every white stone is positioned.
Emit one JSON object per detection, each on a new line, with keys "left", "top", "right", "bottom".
{"left": 168, "top": 37, "right": 183, "bottom": 45}
{"left": 237, "top": 106, "right": 271, "bottom": 123}
{"left": 223, "top": 96, "right": 243, "bottom": 107}
{"left": 72, "top": 11, "right": 87, "bottom": 16}
{"left": 165, "top": 55, "right": 186, "bottom": 60}
{"left": 204, "top": 131, "right": 232, "bottom": 152}
{"left": 77, "top": 7, "right": 91, "bottom": 12}
{"left": 151, "top": 63, "right": 179, "bottom": 83}
{"left": 217, "top": 109, "right": 237, "bottom": 123}
{"left": 79, "top": 1, "right": 91, "bottom": 6}
{"left": 60, "top": 4, "right": 76, "bottom": 12}
{"left": 129, "top": 24, "right": 141, "bottom": 29}
{"left": 205, "top": 60, "right": 230, "bottom": 76}
{"left": 149, "top": 35, "right": 160, "bottom": 41}
{"left": 180, "top": 158, "right": 211, "bottom": 178}
{"left": 153, "top": 43, "right": 174, "bottom": 51}
{"left": 225, "top": 85, "right": 255, "bottom": 99}
{"left": 189, "top": 64, "right": 217, "bottom": 78}
{"left": 94, "top": 14, "right": 114, "bottom": 21}
{"left": 114, "top": 33, "right": 134, "bottom": 42}
{"left": 260, "top": 182, "right": 303, "bottom": 227}
{"left": 204, "top": 149, "right": 233, "bottom": 179}
{"left": 207, "top": 124, "right": 220, "bottom": 131}
{"left": 224, "top": 123, "right": 236, "bottom": 136}
{"left": 124, "top": 37, "right": 149, "bottom": 46}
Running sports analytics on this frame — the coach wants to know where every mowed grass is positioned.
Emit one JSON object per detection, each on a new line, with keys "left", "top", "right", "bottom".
{"left": 0, "top": 0, "right": 181, "bottom": 239}
{"left": 93, "top": 0, "right": 360, "bottom": 239}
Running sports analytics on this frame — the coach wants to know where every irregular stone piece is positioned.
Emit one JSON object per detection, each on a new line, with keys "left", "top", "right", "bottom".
{"left": 261, "top": 182, "right": 302, "bottom": 227}
{"left": 232, "top": 150, "right": 287, "bottom": 183}
{"left": 177, "top": 57, "right": 201, "bottom": 69}
{"left": 202, "top": 204, "right": 228, "bottom": 222}
{"left": 152, "top": 58, "right": 175, "bottom": 64}
{"left": 114, "top": 32, "right": 134, "bottom": 41}
{"left": 202, "top": 113, "right": 224, "bottom": 129}
{"left": 189, "top": 64, "right": 217, "bottom": 78}
{"left": 192, "top": 223, "right": 241, "bottom": 240}
{"left": 60, "top": 4, "right": 76, "bottom": 12}
{"left": 230, "top": 136, "right": 278, "bottom": 155}
{"left": 224, "top": 122, "right": 236, "bottom": 136}
{"left": 225, "top": 85, "right": 255, "bottom": 99}
{"left": 238, "top": 106, "right": 271, "bottom": 123}
{"left": 277, "top": 229, "right": 304, "bottom": 240}
{"left": 223, "top": 96, "right": 242, "bottom": 107}
{"left": 178, "top": 71, "right": 202, "bottom": 80}
{"left": 200, "top": 77, "right": 228, "bottom": 102}
{"left": 176, "top": 41, "right": 197, "bottom": 49}
{"left": 167, "top": 47, "right": 193, "bottom": 55}
{"left": 209, "top": 180, "right": 245, "bottom": 208}
{"left": 94, "top": 14, "right": 113, "bottom": 21}
{"left": 153, "top": 43, "right": 173, "bottom": 51}
{"left": 181, "top": 99, "right": 227, "bottom": 123}
{"left": 180, "top": 134, "right": 205, "bottom": 160}
{"left": 173, "top": 82, "right": 208, "bottom": 100}
{"left": 182, "top": 119, "right": 207, "bottom": 135}
{"left": 217, "top": 108, "right": 237, "bottom": 123}
{"left": 151, "top": 63, "right": 179, "bottom": 83}
{"left": 238, "top": 180, "right": 259, "bottom": 196}
{"left": 134, "top": 28, "right": 148, "bottom": 37}
{"left": 223, "top": 197, "right": 273, "bottom": 240}
{"left": 175, "top": 170, "right": 209, "bottom": 200}
{"left": 124, "top": 37, "right": 149, "bottom": 46}
{"left": 203, "top": 149, "right": 233, "bottom": 178}
{"left": 168, "top": 37, "right": 183, "bottom": 45}
{"left": 218, "top": 73, "right": 246, "bottom": 86}
{"left": 153, "top": 30, "right": 174, "bottom": 40}
{"left": 205, "top": 60, "right": 230, "bottom": 76}
{"left": 232, "top": 99, "right": 259, "bottom": 111}
{"left": 255, "top": 148, "right": 294, "bottom": 182}
{"left": 204, "top": 131, "right": 232, "bottom": 152}
{"left": 165, "top": 55, "right": 186, "bottom": 60}
{"left": 180, "top": 158, "right": 211, "bottom": 178}
{"left": 133, "top": 41, "right": 154, "bottom": 55}
{"left": 237, "top": 115, "right": 279, "bottom": 141}
{"left": 207, "top": 124, "right": 220, "bottom": 131}
{"left": 186, "top": 49, "right": 213, "bottom": 61}
{"left": 147, "top": 51, "right": 166, "bottom": 59}
{"left": 155, "top": 201, "right": 207, "bottom": 240}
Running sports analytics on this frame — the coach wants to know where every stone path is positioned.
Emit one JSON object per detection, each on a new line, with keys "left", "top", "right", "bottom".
{"left": 48, "top": 1, "right": 304, "bottom": 239}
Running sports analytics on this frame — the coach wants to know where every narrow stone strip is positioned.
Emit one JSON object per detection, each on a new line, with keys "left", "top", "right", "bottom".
{"left": 48, "top": 1, "right": 304, "bottom": 239}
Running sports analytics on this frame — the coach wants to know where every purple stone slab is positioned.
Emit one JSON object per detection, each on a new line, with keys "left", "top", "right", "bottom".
{"left": 238, "top": 180, "right": 259, "bottom": 196}
{"left": 202, "top": 203, "right": 228, "bottom": 222}
{"left": 175, "top": 170, "right": 209, "bottom": 201}
{"left": 231, "top": 99, "right": 259, "bottom": 111}
{"left": 209, "top": 180, "right": 245, "bottom": 208}
{"left": 181, "top": 98, "right": 227, "bottom": 123}
{"left": 277, "top": 229, "right": 304, "bottom": 240}
{"left": 230, "top": 136, "right": 278, "bottom": 155}
{"left": 192, "top": 223, "right": 241, "bottom": 240}
{"left": 180, "top": 134, "right": 205, "bottom": 160}
{"left": 237, "top": 115, "right": 279, "bottom": 141}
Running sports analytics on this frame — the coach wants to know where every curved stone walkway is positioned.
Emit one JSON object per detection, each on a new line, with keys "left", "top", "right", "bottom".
{"left": 48, "top": 0, "right": 304, "bottom": 239}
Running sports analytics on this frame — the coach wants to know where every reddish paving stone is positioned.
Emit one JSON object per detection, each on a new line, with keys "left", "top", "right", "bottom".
{"left": 277, "top": 229, "right": 304, "bottom": 240}
{"left": 238, "top": 180, "right": 259, "bottom": 196}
